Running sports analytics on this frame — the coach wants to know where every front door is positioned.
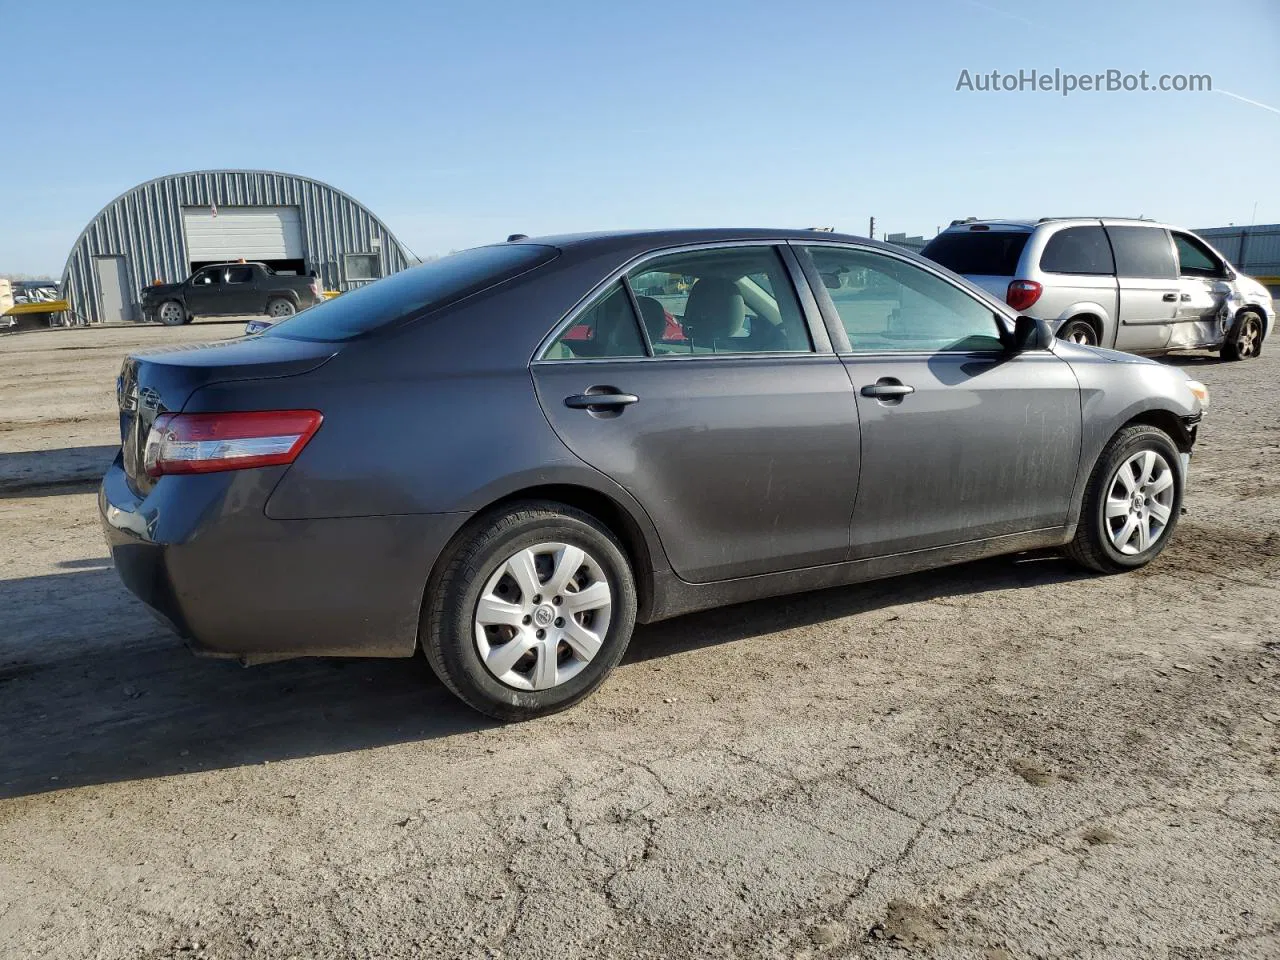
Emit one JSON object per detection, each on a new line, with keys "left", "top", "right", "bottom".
{"left": 797, "top": 244, "right": 1082, "bottom": 559}
{"left": 185, "top": 266, "right": 224, "bottom": 315}
{"left": 1107, "top": 225, "right": 1179, "bottom": 353}
{"left": 532, "top": 245, "right": 861, "bottom": 584}
{"left": 1170, "top": 231, "right": 1229, "bottom": 348}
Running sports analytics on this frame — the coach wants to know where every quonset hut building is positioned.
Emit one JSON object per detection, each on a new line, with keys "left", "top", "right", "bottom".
{"left": 61, "top": 169, "right": 413, "bottom": 324}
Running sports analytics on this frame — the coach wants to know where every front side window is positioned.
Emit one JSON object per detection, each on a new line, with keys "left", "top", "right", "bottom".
{"left": 1039, "top": 226, "right": 1115, "bottom": 275}
{"left": 192, "top": 268, "right": 222, "bottom": 286}
{"left": 1171, "top": 232, "right": 1223, "bottom": 278}
{"left": 1106, "top": 226, "right": 1176, "bottom": 279}
{"left": 543, "top": 282, "right": 646, "bottom": 360}
{"left": 803, "top": 246, "right": 1006, "bottom": 353}
{"left": 626, "top": 247, "right": 811, "bottom": 355}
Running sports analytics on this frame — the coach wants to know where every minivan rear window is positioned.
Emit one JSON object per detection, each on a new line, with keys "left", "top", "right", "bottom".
{"left": 920, "top": 231, "right": 1029, "bottom": 277}
{"left": 262, "top": 244, "right": 558, "bottom": 342}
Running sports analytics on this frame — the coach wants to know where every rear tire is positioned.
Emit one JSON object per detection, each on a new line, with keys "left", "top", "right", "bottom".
{"left": 422, "top": 501, "right": 637, "bottom": 720}
{"left": 157, "top": 301, "right": 186, "bottom": 326}
{"left": 1066, "top": 425, "right": 1183, "bottom": 574}
{"left": 1220, "top": 309, "right": 1263, "bottom": 361}
{"left": 1058, "top": 318, "right": 1099, "bottom": 346}
{"left": 266, "top": 298, "right": 296, "bottom": 320}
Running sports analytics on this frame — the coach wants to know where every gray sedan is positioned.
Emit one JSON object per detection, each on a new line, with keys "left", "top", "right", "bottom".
{"left": 101, "top": 229, "right": 1208, "bottom": 718}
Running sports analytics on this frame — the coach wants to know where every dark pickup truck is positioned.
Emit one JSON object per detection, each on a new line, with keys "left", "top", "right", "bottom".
{"left": 141, "top": 262, "right": 323, "bottom": 326}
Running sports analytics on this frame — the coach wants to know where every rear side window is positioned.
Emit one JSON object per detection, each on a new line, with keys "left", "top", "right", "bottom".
{"left": 543, "top": 283, "right": 647, "bottom": 360}
{"left": 1106, "top": 226, "right": 1176, "bottom": 279}
{"left": 226, "top": 266, "right": 253, "bottom": 283}
{"left": 920, "top": 231, "right": 1029, "bottom": 276}
{"left": 263, "top": 244, "right": 558, "bottom": 342}
{"left": 1039, "top": 226, "right": 1115, "bottom": 275}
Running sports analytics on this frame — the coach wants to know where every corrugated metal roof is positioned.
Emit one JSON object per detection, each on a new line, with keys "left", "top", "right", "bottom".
{"left": 1195, "top": 224, "right": 1280, "bottom": 276}
{"left": 61, "top": 170, "right": 412, "bottom": 324}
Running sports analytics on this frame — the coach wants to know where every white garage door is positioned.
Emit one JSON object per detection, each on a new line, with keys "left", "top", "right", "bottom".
{"left": 182, "top": 205, "right": 304, "bottom": 262}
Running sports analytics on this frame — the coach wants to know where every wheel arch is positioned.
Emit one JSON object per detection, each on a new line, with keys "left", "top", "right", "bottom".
{"left": 1119, "top": 408, "right": 1196, "bottom": 454}
{"left": 1056, "top": 304, "right": 1110, "bottom": 343}
{"left": 422, "top": 483, "right": 662, "bottom": 631}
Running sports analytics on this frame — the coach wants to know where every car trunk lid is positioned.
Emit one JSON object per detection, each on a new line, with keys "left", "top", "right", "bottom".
{"left": 118, "top": 336, "right": 336, "bottom": 495}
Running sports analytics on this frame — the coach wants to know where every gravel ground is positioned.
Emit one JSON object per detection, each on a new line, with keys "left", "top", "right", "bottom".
{"left": 0, "top": 324, "right": 1277, "bottom": 960}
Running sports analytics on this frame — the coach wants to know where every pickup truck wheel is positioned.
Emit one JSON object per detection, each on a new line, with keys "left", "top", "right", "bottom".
{"left": 266, "top": 299, "right": 296, "bottom": 319}
{"left": 157, "top": 301, "right": 186, "bottom": 326}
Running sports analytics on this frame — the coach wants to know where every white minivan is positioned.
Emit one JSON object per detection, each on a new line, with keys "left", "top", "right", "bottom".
{"left": 922, "top": 218, "right": 1273, "bottom": 360}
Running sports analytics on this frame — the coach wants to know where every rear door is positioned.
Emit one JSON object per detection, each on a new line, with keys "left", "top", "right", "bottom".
{"left": 222, "top": 264, "right": 263, "bottom": 315}
{"left": 1106, "top": 225, "right": 1179, "bottom": 352}
{"left": 797, "top": 243, "right": 1081, "bottom": 559}
{"left": 531, "top": 243, "right": 861, "bottom": 584}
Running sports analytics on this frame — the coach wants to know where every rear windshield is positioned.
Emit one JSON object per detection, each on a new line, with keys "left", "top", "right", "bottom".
{"left": 920, "top": 231, "right": 1030, "bottom": 276}
{"left": 263, "top": 244, "right": 558, "bottom": 342}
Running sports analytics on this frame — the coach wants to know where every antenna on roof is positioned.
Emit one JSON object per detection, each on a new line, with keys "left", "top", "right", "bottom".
{"left": 506, "top": 233, "right": 529, "bottom": 242}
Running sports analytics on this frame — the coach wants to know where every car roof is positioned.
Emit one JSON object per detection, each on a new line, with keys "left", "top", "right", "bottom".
{"left": 509, "top": 227, "right": 903, "bottom": 259}
{"left": 938, "top": 217, "right": 1181, "bottom": 235}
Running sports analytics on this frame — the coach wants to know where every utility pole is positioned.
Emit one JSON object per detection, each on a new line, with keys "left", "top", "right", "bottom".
{"left": 868, "top": 216, "right": 875, "bottom": 240}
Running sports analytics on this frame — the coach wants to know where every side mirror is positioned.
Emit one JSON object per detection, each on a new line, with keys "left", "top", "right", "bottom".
{"left": 1008, "top": 315, "right": 1051, "bottom": 352}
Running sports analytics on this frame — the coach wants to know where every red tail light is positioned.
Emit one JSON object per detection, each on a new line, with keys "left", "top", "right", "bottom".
{"left": 310, "top": 279, "right": 321, "bottom": 298}
{"left": 144, "top": 410, "right": 323, "bottom": 477}
{"left": 1006, "top": 280, "right": 1043, "bottom": 312}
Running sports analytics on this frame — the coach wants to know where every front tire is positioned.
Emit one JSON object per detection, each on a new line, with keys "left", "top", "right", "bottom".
{"left": 1058, "top": 318, "right": 1099, "bottom": 346}
{"left": 422, "top": 502, "right": 638, "bottom": 720}
{"left": 1220, "top": 310, "right": 1263, "bottom": 361}
{"left": 157, "top": 300, "right": 187, "bottom": 326}
{"left": 1066, "top": 425, "right": 1183, "bottom": 573}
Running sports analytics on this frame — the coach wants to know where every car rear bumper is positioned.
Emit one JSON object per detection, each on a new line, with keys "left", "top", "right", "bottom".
{"left": 99, "top": 455, "right": 468, "bottom": 661}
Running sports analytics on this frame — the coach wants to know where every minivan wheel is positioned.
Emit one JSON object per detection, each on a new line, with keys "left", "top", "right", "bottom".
{"left": 1221, "top": 310, "right": 1263, "bottom": 361}
{"left": 1065, "top": 425, "right": 1182, "bottom": 574}
{"left": 422, "top": 501, "right": 638, "bottom": 720}
{"left": 1058, "top": 319, "right": 1098, "bottom": 346}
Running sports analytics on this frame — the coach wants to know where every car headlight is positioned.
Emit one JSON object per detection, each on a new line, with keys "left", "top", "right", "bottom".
{"left": 1186, "top": 379, "right": 1209, "bottom": 410}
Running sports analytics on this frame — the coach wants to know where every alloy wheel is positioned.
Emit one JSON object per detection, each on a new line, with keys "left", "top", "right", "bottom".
{"left": 474, "top": 542, "right": 612, "bottom": 691}
{"left": 159, "top": 302, "right": 184, "bottom": 324}
{"left": 269, "top": 301, "right": 296, "bottom": 318}
{"left": 1235, "top": 315, "right": 1261, "bottom": 358}
{"left": 1104, "top": 450, "right": 1175, "bottom": 555}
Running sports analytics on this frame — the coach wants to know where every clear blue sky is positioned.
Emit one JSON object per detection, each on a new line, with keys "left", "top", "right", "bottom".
{"left": 3, "top": 0, "right": 1278, "bottom": 275}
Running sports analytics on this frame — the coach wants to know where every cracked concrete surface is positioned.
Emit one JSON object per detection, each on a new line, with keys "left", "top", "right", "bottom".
{"left": 1, "top": 327, "right": 1278, "bottom": 959}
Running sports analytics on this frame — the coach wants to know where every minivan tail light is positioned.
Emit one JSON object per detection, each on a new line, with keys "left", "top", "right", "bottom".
{"left": 1006, "top": 280, "right": 1043, "bottom": 312}
{"left": 144, "top": 410, "right": 323, "bottom": 477}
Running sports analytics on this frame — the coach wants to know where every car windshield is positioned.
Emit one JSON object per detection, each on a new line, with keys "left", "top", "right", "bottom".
{"left": 921, "top": 231, "right": 1030, "bottom": 276}
{"left": 262, "top": 244, "right": 558, "bottom": 342}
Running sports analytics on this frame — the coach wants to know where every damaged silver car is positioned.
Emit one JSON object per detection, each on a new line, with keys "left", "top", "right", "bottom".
{"left": 921, "top": 217, "right": 1274, "bottom": 360}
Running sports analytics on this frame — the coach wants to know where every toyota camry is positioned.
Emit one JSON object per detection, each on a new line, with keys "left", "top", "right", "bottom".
{"left": 101, "top": 229, "right": 1207, "bottom": 718}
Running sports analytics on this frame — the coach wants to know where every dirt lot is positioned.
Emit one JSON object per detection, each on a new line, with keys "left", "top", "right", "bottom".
{"left": 1, "top": 323, "right": 1277, "bottom": 960}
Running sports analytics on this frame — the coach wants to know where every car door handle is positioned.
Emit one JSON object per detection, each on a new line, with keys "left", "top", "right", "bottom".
{"left": 860, "top": 382, "right": 915, "bottom": 399}
{"left": 565, "top": 390, "right": 639, "bottom": 409}
{"left": 1162, "top": 293, "right": 1178, "bottom": 302}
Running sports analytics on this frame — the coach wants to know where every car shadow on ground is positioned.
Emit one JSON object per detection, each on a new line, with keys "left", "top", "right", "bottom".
{"left": 0, "top": 446, "right": 117, "bottom": 498}
{"left": 0, "top": 552, "right": 1090, "bottom": 800}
